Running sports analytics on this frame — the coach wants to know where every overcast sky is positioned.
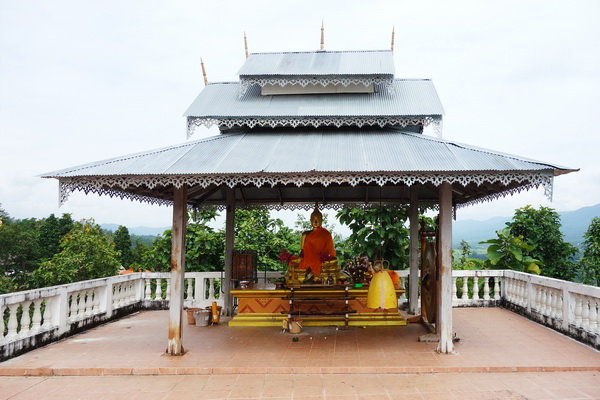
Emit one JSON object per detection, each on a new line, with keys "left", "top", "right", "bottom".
{"left": 1, "top": 0, "right": 599, "bottom": 232}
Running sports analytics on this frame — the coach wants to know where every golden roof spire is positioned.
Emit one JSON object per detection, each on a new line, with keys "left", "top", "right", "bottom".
{"left": 391, "top": 26, "right": 395, "bottom": 52}
{"left": 200, "top": 57, "right": 208, "bottom": 86}
{"left": 244, "top": 31, "right": 249, "bottom": 59}
{"left": 320, "top": 20, "right": 325, "bottom": 50}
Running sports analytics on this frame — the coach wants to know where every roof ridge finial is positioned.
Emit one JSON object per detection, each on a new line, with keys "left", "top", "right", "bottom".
{"left": 320, "top": 20, "right": 325, "bottom": 50}
{"left": 391, "top": 26, "right": 395, "bottom": 52}
{"left": 244, "top": 31, "right": 249, "bottom": 59}
{"left": 200, "top": 57, "right": 208, "bottom": 86}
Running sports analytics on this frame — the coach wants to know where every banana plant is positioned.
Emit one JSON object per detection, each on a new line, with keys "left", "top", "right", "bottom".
{"left": 480, "top": 228, "right": 542, "bottom": 274}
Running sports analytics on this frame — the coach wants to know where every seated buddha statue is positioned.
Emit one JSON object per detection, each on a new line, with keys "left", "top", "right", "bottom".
{"left": 285, "top": 204, "right": 343, "bottom": 284}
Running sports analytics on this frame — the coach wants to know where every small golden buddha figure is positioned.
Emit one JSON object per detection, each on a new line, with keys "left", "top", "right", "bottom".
{"left": 285, "top": 204, "right": 343, "bottom": 284}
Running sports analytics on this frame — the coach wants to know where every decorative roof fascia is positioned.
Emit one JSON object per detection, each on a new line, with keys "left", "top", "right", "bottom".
{"left": 187, "top": 115, "right": 442, "bottom": 138}
{"left": 238, "top": 76, "right": 394, "bottom": 95}
{"left": 56, "top": 170, "right": 553, "bottom": 208}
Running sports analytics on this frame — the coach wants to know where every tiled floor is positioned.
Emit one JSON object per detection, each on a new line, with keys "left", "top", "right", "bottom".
{"left": 1, "top": 308, "right": 599, "bottom": 399}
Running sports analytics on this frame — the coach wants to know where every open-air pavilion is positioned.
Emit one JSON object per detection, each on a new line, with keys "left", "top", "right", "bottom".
{"left": 40, "top": 48, "right": 576, "bottom": 358}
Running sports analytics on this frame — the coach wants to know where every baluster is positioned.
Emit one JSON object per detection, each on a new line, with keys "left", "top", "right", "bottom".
{"left": 581, "top": 297, "right": 590, "bottom": 331}
{"left": 461, "top": 277, "right": 469, "bottom": 300}
{"left": 452, "top": 277, "right": 458, "bottom": 301}
{"left": 6, "top": 303, "right": 19, "bottom": 340}
{"left": 20, "top": 301, "right": 32, "bottom": 337}
{"left": 556, "top": 291, "right": 563, "bottom": 320}
{"left": 145, "top": 278, "right": 152, "bottom": 300}
{"left": 186, "top": 278, "right": 193, "bottom": 301}
{"left": 85, "top": 290, "right": 93, "bottom": 316}
{"left": 574, "top": 295, "right": 583, "bottom": 327}
{"left": 587, "top": 298, "right": 597, "bottom": 334}
{"left": 126, "top": 282, "right": 134, "bottom": 304}
{"left": 130, "top": 281, "right": 136, "bottom": 303}
{"left": 91, "top": 288, "right": 99, "bottom": 314}
{"left": 399, "top": 277, "right": 407, "bottom": 303}
{"left": 42, "top": 299, "right": 52, "bottom": 329}
{"left": 165, "top": 278, "right": 171, "bottom": 300}
{"left": 0, "top": 305, "right": 6, "bottom": 342}
{"left": 121, "top": 283, "right": 128, "bottom": 307}
{"left": 112, "top": 285, "right": 120, "bottom": 309}
{"left": 483, "top": 277, "right": 490, "bottom": 300}
{"left": 544, "top": 288, "right": 552, "bottom": 315}
{"left": 69, "top": 293, "right": 78, "bottom": 322}
{"left": 208, "top": 278, "right": 215, "bottom": 301}
{"left": 506, "top": 278, "right": 514, "bottom": 303}
{"left": 493, "top": 277, "right": 501, "bottom": 300}
{"left": 552, "top": 290, "right": 559, "bottom": 319}
{"left": 120, "top": 283, "right": 127, "bottom": 305}
{"left": 30, "top": 299, "right": 43, "bottom": 334}
{"left": 539, "top": 288, "right": 547, "bottom": 315}
{"left": 155, "top": 279, "right": 163, "bottom": 300}
{"left": 120, "top": 283, "right": 127, "bottom": 306}
{"left": 549, "top": 290, "right": 556, "bottom": 318}
{"left": 519, "top": 281, "right": 527, "bottom": 306}
{"left": 533, "top": 285, "right": 542, "bottom": 313}
{"left": 472, "top": 276, "right": 480, "bottom": 300}
{"left": 77, "top": 291, "right": 86, "bottom": 319}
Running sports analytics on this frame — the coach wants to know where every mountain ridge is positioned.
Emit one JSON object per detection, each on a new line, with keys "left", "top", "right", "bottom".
{"left": 100, "top": 203, "right": 599, "bottom": 248}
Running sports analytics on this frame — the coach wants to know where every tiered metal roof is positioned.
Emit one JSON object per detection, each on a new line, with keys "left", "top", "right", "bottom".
{"left": 42, "top": 48, "right": 576, "bottom": 211}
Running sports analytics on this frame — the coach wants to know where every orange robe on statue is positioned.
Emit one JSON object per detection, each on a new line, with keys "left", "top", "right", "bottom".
{"left": 299, "top": 227, "right": 336, "bottom": 276}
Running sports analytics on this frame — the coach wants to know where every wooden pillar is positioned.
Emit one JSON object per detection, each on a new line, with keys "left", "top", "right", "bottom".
{"left": 437, "top": 182, "right": 454, "bottom": 354}
{"left": 223, "top": 188, "right": 235, "bottom": 316}
{"left": 409, "top": 185, "right": 420, "bottom": 315}
{"left": 167, "top": 185, "right": 187, "bottom": 356}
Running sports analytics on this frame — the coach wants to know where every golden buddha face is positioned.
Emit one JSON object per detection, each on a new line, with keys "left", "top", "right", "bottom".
{"left": 310, "top": 212, "right": 323, "bottom": 229}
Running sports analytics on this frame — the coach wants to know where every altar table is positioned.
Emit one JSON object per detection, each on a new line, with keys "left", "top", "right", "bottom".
{"left": 229, "top": 283, "right": 406, "bottom": 327}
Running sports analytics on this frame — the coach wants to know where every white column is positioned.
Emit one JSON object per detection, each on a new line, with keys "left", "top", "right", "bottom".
{"left": 223, "top": 188, "right": 235, "bottom": 316}
{"left": 167, "top": 185, "right": 187, "bottom": 356}
{"left": 409, "top": 186, "right": 420, "bottom": 315}
{"left": 436, "top": 182, "right": 454, "bottom": 354}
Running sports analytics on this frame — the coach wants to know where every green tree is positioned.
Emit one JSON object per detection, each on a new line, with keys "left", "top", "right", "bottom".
{"left": 141, "top": 210, "right": 224, "bottom": 272}
{"left": 31, "top": 219, "right": 121, "bottom": 287}
{"left": 453, "top": 240, "right": 482, "bottom": 270}
{"left": 0, "top": 217, "right": 41, "bottom": 290}
{"left": 507, "top": 205, "right": 578, "bottom": 281}
{"left": 336, "top": 206, "right": 410, "bottom": 268}
{"left": 480, "top": 227, "right": 542, "bottom": 274}
{"left": 234, "top": 208, "right": 298, "bottom": 272}
{"left": 579, "top": 217, "right": 600, "bottom": 286}
{"left": 113, "top": 225, "right": 134, "bottom": 267}
{"left": 38, "top": 213, "right": 74, "bottom": 260}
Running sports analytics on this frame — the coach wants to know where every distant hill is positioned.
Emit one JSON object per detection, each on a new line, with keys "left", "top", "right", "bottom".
{"left": 453, "top": 203, "right": 600, "bottom": 248}
{"left": 101, "top": 224, "right": 169, "bottom": 236}
{"left": 100, "top": 203, "right": 599, "bottom": 250}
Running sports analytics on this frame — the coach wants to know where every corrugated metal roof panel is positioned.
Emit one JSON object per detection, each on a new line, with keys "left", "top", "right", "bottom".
{"left": 184, "top": 79, "right": 444, "bottom": 118}
{"left": 41, "top": 129, "right": 571, "bottom": 178}
{"left": 237, "top": 50, "right": 395, "bottom": 77}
